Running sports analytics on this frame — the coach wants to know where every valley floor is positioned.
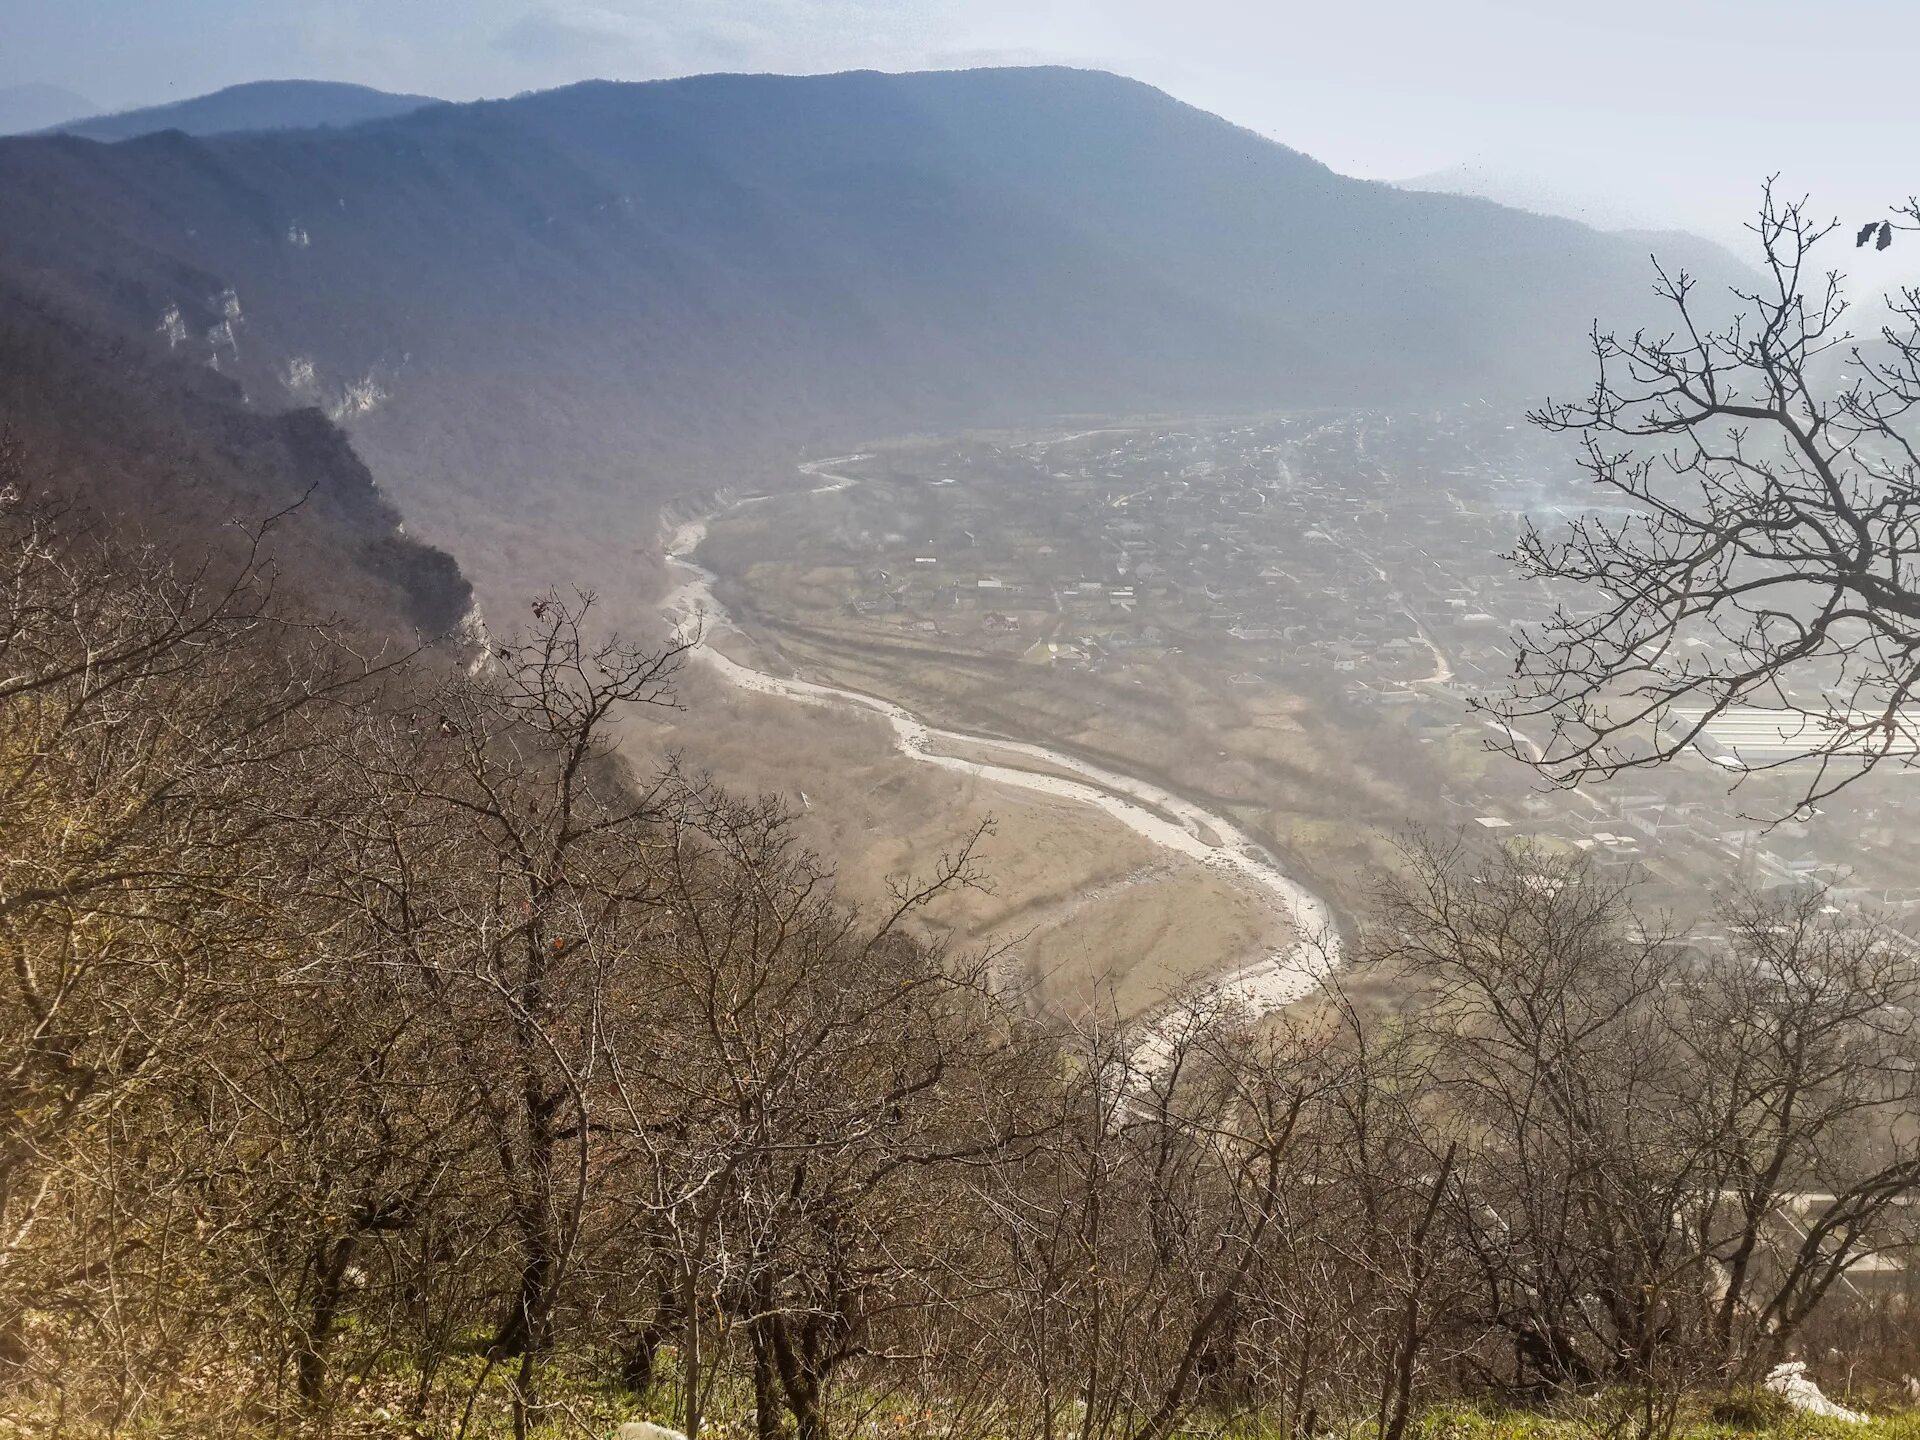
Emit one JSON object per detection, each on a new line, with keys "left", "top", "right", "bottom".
{"left": 637, "top": 455, "right": 1339, "bottom": 1020}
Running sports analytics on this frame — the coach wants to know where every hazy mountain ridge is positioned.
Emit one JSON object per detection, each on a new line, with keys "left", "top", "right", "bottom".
{"left": 0, "top": 82, "right": 95, "bottom": 136}
{"left": 1397, "top": 161, "right": 1656, "bottom": 230}
{"left": 1396, "top": 162, "right": 1748, "bottom": 282}
{"left": 0, "top": 67, "right": 1751, "bottom": 608}
{"left": 43, "top": 79, "right": 443, "bottom": 142}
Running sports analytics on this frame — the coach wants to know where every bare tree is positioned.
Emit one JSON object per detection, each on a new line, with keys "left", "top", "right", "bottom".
{"left": 971, "top": 997, "right": 1341, "bottom": 1440}
{"left": 1376, "top": 838, "right": 1714, "bottom": 1397}
{"left": 346, "top": 592, "right": 687, "bottom": 1435}
{"left": 1372, "top": 835, "right": 1920, "bottom": 1410}
{"left": 604, "top": 784, "right": 1036, "bottom": 1440}
{"left": 1678, "top": 891, "right": 1920, "bottom": 1374}
{"left": 0, "top": 476, "right": 387, "bottom": 1404}
{"left": 15, "top": 413, "right": 1920, "bottom": 1435}
{"left": 1484, "top": 183, "right": 1920, "bottom": 813}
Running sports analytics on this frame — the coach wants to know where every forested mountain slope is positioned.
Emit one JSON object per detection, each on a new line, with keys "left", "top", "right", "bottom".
{"left": 0, "top": 67, "right": 1743, "bottom": 601}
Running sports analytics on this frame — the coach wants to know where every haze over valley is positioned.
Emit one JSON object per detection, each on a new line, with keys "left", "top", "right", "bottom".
{"left": 0, "top": 65, "right": 1781, "bottom": 993}
{"left": 9, "top": 12, "right": 1920, "bottom": 1437}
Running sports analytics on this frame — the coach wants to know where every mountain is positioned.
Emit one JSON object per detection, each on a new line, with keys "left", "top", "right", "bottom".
{"left": 0, "top": 83, "right": 94, "bottom": 136}
{"left": 1396, "top": 161, "right": 1660, "bottom": 231}
{"left": 0, "top": 67, "right": 1749, "bottom": 615}
{"left": 46, "top": 80, "right": 441, "bottom": 142}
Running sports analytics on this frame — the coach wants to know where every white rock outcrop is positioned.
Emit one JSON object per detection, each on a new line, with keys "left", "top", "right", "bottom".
{"left": 328, "top": 373, "right": 388, "bottom": 422}
{"left": 284, "top": 356, "right": 318, "bottom": 394}
{"left": 1764, "top": 1361, "right": 1867, "bottom": 1422}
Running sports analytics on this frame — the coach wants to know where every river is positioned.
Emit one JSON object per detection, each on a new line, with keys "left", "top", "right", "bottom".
{"left": 659, "top": 456, "right": 1341, "bottom": 1032}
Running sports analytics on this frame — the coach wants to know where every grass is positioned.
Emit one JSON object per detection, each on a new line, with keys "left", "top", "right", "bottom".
{"left": 10, "top": 1373, "right": 1920, "bottom": 1440}
{"left": 1400, "top": 1396, "right": 1920, "bottom": 1440}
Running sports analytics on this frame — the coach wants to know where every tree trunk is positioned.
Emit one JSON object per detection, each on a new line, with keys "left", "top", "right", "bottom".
{"left": 492, "top": 1212, "right": 557, "bottom": 1359}
{"left": 296, "top": 1234, "right": 359, "bottom": 1405}
{"left": 767, "top": 1313, "right": 829, "bottom": 1440}
{"left": 753, "top": 1319, "right": 784, "bottom": 1440}
{"left": 621, "top": 1320, "right": 667, "bottom": 1395}
{"left": 680, "top": 1264, "right": 704, "bottom": 1439}
{"left": 1381, "top": 1143, "right": 1455, "bottom": 1440}
{"left": 493, "top": 1076, "right": 562, "bottom": 1359}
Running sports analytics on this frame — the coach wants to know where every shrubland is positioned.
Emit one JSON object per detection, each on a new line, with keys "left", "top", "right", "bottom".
{"left": 4, "top": 437, "right": 1920, "bottom": 1440}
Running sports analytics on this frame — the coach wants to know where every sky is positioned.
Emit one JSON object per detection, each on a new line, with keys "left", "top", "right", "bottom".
{"left": 6, "top": 0, "right": 1919, "bottom": 249}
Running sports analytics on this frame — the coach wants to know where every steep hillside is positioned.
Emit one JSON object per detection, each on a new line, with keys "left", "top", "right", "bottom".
{"left": 47, "top": 80, "right": 442, "bottom": 142}
{"left": 0, "top": 272, "right": 469, "bottom": 638}
{"left": 0, "top": 67, "right": 1746, "bottom": 610}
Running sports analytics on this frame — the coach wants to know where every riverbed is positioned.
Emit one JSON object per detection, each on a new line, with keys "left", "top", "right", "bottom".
{"left": 660, "top": 456, "right": 1342, "bottom": 1030}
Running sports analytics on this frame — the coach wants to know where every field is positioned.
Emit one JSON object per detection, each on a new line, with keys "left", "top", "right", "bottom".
{"left": 624, "top": 628, "right": 1297, "bottom": 1019}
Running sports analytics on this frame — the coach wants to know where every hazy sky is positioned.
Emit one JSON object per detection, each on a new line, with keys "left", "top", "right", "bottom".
{"left": 6, "top": 0, "right": 1918, "bottom": 247}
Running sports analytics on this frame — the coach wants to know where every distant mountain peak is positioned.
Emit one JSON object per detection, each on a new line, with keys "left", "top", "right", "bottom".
{"left": 1394, "top": 160, "right": 1750, "bottom": 278}
{"left": 0, "top": 82, "right": 96, "bottom": 137}
{"left": 46, "top": 79, "right": 443, "bottom": 143}
{"left": 1395, "top": 160, "right": 1664, "bottom": 233}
